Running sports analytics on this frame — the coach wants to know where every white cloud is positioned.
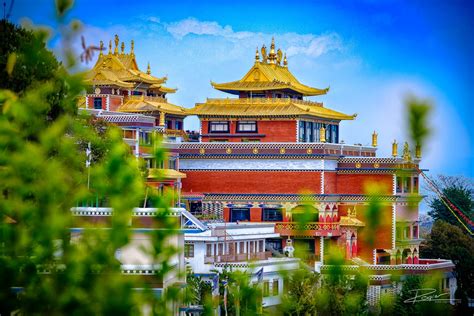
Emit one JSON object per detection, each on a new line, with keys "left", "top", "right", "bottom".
{"left": 286, "top": 33, "right": 343, "bottom": 57}
{"left": 164, "top": 17, "right": 254, "bottom": 40}
{"left": 162, "top": 17, "right": 342, "bottom": 58}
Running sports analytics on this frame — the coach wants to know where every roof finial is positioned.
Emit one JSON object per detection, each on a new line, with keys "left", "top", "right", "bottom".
{"left": 114, "top": 34, "right": 119, "bottom": 55}
{"left": 269, "top": 37, "right": 276, "bottom": 63}
{"left": 130, "top": 40, "right": 135, "bottom": 56}
{"left": 147, "top": 62, "right": 151, "bottom": 75}
{"left": 99, "top": 40, "right": 104, "bottom": 57}
{"left": 261, "top": 45, "right": 267, "bottom": 63}
{"left": 108, "top": 40, "right": 112, "bottom": 55}
{"left": 392, "top": 140, "right": 398, "bottom": 157}
{"left": 372, "top": 131, "right": 378, "bottom": 147}
{"left": 121, "top": 41, "right": 125, "bottom": 55}
{"left": 255, "top": 46, "right": 260, "bottom": 62}
{"left": 276, "top": 48, "right": 282, "bottom": 65}
{"left": 283, "top": 53, "right": 288, "bottom": 66}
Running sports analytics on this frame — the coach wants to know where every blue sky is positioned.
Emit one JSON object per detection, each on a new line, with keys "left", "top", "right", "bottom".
{"left": 11, "top": 0, "right": 474, "bottom": 178}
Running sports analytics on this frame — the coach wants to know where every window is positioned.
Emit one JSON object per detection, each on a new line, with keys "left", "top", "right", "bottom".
{"left": 209, "top": 139, "right": 229, "bottom": 142}
{"left": 175, "top": 121, "right": 182, "bottom": 130}
{"left": 209, "top": 121, "right": 229, "bottom": 133}
{"left": 396, "top": 177, "right": 402, "bottom": 193}
{"left": 206, "top": 244, "right": 212, "bottom": 256}
{"left": 413, "top": 225, "right": 418, "bottom": 239}
{"left": 272, "top": 279, "right": 279, "bottom": 296}
{"left": 263, "top": 281, "right": 270, "bottom": 297}
{"left": 184, "top": 243, "right": 194, "bottom": 258}
{"left": 230, "top": 208, "right": 250, "bottom": 222}
{"left": 413, "top": 177, "right": 419, "bottom": 193}
{"left": 314, "top": 122, "right": 321, "bottom": 142}
{"left": 265, "top": 239, "right": 282, "bottom": 253}
{"left": 262, "top": 208, "right": 283, "bottom": 221}
{"left": 93, "top": 97, "right": 102, "bottom": 109}
{"left": 241, "top": 138, "right": 261, "bottom": 143}
{"left": 123, "top": 129, "right": 135, "bottom": 139}
{"left": 140, "top": 131, "right": 151, "bottom": 145}
{"left": 236, "top": 121, "right": 257, "bottom": 133}
{"left": 306, "top": 122, "right": 313, "bottom": 142}
{"left": 166, "top": 120, "right": 173, "bottom": 129}
{"left": 299, "top": 121, "right": 306, "bottom": 142}
{"left": 168, "top": 158, "right": 177, "bottom": 170}
{"left": 189, "top": 201, "right": 202, "bottom": 215}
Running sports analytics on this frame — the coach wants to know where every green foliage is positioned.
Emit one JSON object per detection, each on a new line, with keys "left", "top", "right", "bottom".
{"left": 0, "top": 20, "right": 59, "bottom": 95}
{"left": 218, "top": 268, "right": 262, "bottom": 316}
{"left": 420, "top": 220, "right": 474, "bottom": 310}
{"left": 0, "top": 5, "right": 181, "bottom": 315}
{"left": 406, "top": 96, "right": 432, "bottom": 149}
{"left": 281, "top": 268, "right": 319, "bottom": 315}
{"left": 427, "top": 176, "right": 473, "bottom": 229}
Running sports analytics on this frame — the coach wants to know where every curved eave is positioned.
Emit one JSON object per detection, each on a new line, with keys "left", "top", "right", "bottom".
{"left": 119, "top": 100, "right": 187, "bottom": 116}
{"left": 187, "top": 103, "right": 356, "bottom": 121}
{"left": 211, "top": 81, "right": 328, "bottom": 96}
{"left": 149, "top": 84, "right": 177, "bottom": 94}
{"left": 85, "top": 78, "right": 134, "bottom": 88}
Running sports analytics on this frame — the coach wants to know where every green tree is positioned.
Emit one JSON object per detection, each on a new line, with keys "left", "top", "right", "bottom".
{"left": 420, "top": 220, "right": 474, "bottom": 312}
{"left": 427, "top": 176, "right": 473, "bottom": 230}
{"left": 0, "top": 3, "right": 180, "bottom": 315}
{"left": 281, "top": 268, "right": 319, "bottom": 315}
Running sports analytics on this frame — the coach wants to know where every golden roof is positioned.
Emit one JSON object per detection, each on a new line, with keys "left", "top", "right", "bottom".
{"left": 188, "top": 98, "right": 356, "bottom": 120}
{"left": 339, "top": 216, "right": 365, "bottom": 227}
{"left": 85, "top": 35, "right": 176, "bottom": 94}
{"left": 212, "top": 39, "right": 328, "bottom": 96}
{"left": 119, "top": 95, "right": 187, "bottom": 116}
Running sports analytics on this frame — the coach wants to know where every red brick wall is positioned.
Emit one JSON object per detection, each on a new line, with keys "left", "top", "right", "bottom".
{"left": 356, "top": 204, "right": 393, "bottom": 263}
{"left": 250, "top": 208, "right": 262, "bottom": 222}
{"left": 336, "top": 174, "right": 393, "bottom": 195}
{"left": 200, "top": 120, "right": 297, "bottom": 142}
{"left": 182, "top": 171, "right": 322, "bottom": 194}
{"left": 109, "top": 95, "right": 122, "bottom": 111}
{"left": 324, "top": 171, "right": 337, "bottom": 193}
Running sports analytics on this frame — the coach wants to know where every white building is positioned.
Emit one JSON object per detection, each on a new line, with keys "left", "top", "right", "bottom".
{"left": 184, "top": 222, "right": 300, "bottom": 307}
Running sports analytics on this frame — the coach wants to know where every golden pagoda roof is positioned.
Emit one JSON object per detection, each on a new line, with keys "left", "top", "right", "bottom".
{"left": 119, "top": 95, "right": 187, "bottom": 116}
{"left": 211, "top": 39, "right": 328, "bottom": 96}
{"left": 188, "top": 98, "right": 356, "bottom": 120}
{"left": 85, "top": 36, "right": 176, "bottom": 94}
{"left": 339, "top": 216, "right": 365, "bottom": 227}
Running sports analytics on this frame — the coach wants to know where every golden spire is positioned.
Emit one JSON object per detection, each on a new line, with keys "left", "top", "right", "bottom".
{"left": 392, "top": 140, "right": 398, "bottom": 157}
{"left": 261, "top": 45, "right": 267, "bottom": 63}
{"left": 159, "top": 111, "right": 165, "bottom": 126}
{"left": 108, "top": 40, "right": 112, "bottom": 55}
{"left": 269, "top": 37, "right": 276, "bottom": 64}
{"left": 319, "top": 126, "right": 326, "bottom": 143}
{"left": 283, "top": 53, "right": 287, "bottom": 67}
{"left": 255, "top": 47, "right": 260, "bottom": 62}
{"left": 276, "top": 48, "right": 282, "bottom": 65}
{"left": 130, "top": 40, "right": 135, "bottom": 56}
{"left": 415, "top": 143, "right": 422, "bottom": 159}
{"left": 99, "top": 40, "right": 104, "bottom": 57}
{"left": 372, "top": 131, "right": 378, "bottom": 147}
{"left": 147, "top": 62, "right": 151, "bottom": 75}
{"left": 402, "top": 141, "right": 411, "bottom": 161}
{"left": 114, "top": 34, "right": 119, "bottom": 55}
{"left": 120, "top": 41, "right": 125, "bottom": 55}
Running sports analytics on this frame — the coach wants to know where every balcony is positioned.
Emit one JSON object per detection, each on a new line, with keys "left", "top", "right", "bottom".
{"left": 204, "top": 251, "right": 272, "bottom": 263}
{"left": 275, "top": 222, "right": 340, "bottom": 237}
